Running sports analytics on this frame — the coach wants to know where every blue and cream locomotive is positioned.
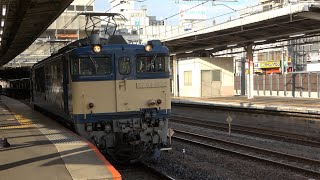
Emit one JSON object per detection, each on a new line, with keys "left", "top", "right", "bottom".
{"left": 31, "top": 32, "right": 171, "bottom": 162}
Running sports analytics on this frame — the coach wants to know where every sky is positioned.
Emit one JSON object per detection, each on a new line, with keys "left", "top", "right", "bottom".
{"left": 94, "top": 0, "right": 259, "bottom": 24}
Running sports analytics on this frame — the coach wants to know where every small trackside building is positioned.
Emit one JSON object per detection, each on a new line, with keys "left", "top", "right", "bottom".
{"left": 173, "top": 57, "right": 234, "bottom": 97}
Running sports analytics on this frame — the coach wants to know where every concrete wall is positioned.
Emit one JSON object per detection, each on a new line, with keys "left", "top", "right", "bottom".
{"left": 178, "top": 58, "right": 200, "bottom": 97}
{"left": 175, "top": 57, "right": 234, "bottom": 97}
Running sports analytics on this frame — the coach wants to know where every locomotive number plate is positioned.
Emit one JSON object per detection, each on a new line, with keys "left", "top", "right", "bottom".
{"left": 136, "top": 82, "right": 166, "bottom": 89}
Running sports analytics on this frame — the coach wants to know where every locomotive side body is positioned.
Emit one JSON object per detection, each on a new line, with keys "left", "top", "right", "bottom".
{"left": 31, "top": 38, "right": 171, "bottom": 162}
{"left": 32, "top": 55, "right": 68, "bottom": 119}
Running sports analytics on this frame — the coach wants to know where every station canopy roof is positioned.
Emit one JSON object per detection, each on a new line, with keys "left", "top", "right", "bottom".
{"left": 0, "top": 0, "right": 73, "bottom": 66}
{"left": 163, "top": 3, "right": 320, "bottom": 57}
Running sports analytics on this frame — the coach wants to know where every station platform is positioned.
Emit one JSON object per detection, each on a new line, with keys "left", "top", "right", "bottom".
{"left": 0, "top": 96, "right": 121, "bottom": 180}
{"left": 172, "top": 96, "right": 320, "bottom": 114}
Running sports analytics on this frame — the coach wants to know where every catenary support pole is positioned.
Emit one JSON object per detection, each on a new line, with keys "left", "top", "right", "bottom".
{"left": 246, "top": 44, "right": 254, "bottom": 99}
{"left": 241, "top": 57, "right": 246, "bottom": 96}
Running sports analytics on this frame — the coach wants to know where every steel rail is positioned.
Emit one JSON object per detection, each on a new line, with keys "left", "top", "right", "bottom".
{"left": 115, "top": 162, "right": 175, "bottom": 180}
{"left": 171, "top": 115, "right": 320, "bottom": 148}
{"left": 173, "top": 129, "right": 320, "bottom": 178}
{"left": 140, "top": 162, "right": 176, "bottom": 180}
{"left": 172, "top": 102, "right": 320, "bottom": 118}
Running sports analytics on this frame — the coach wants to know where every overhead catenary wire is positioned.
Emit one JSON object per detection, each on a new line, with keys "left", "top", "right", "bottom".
{"left": 132, "top": 0, "right": 247, "bottom": 44}
{"left": 18, "top": 1, "right": 257, "bottom": 63}
{"left": 159, "top": 2, "right": 274, "bottom": 42}
{"left": 79, "top": 0, "right": 126, "bottom": 30}
{"left": 27, "top": 0, "right": 239, "bottom": 59}
{"left": 138, "top": 0, "right": 212, "bottom": 32}
{"left": 40, "top": 0, "right": 126, "bottom": 57}
{"left": 61, "top": 0, "right": 96, "bottom": 30}
{"left": 158, "top": 7, "right": 236, "bottom": 38}
{"left": 19, "top": 41, "right": 67, "bottom": 63}
{"left": 24, "top": 0, "right": 98, "bottom": 60}
{"left": 166, "top": 17, "right": 312, "bottom": 54}
{"left": 17, "top": 0, "right": 96, "bottom": 61}
{"left": 13, "top": 0, "right": 134, "bottom": 65}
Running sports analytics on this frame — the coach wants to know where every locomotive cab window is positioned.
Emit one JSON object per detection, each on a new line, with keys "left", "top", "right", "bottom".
{"left": 119, "top": 57, "right": 131, "bottom": 75}
{"left": 34, "top": 67, "right": 45, "bottom": 92}
{"left": 72, "top": 56, "right": 112, "bottom": 76}
{"left": 137, "top": 55, "right": 169, "bottom": 73}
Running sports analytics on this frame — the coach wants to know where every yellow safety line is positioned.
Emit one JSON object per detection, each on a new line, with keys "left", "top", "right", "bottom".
{"left": 0, "top": 113, "right": 35, "bottom": 129}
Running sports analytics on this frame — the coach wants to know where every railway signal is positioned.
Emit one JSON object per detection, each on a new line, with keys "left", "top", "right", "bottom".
{"left": 168, "top": 128, "right": 175, "bottom": 145}
{"left": 226, "top": 115, "right": 232, "bottom": 136}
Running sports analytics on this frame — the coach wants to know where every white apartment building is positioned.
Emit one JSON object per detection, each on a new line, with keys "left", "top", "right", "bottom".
{"left": 6, "top": 0, "right": 96, "bottom": 67}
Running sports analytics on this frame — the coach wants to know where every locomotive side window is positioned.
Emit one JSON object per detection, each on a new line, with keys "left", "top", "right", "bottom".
{"left": 137, "top": 56, "right": 169, "bottom": 73}
{"left": 119, "top": 57, "right": 131, "bottom": 75}
{"left": 72, "top": 56, "right": 112, "bottom": 76}
{"left": 34, "top": 67, "right": 45, "bottom": 92}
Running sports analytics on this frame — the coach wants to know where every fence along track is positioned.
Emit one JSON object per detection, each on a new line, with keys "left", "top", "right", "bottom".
{"left": 235, "top": 72, "right": 320, "bottom": 98}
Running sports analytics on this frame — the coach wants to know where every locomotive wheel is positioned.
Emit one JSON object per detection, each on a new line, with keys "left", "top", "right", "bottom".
{"left": 112, "top": 144, "right": 143, "bottom": 164}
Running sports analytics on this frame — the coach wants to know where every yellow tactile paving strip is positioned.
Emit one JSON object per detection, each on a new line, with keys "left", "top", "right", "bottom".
{"left": 0, "top": 96, "right": 121, "bottom": 180}
{"left": 0, "top": 110, "right": 35, "bottom": 129}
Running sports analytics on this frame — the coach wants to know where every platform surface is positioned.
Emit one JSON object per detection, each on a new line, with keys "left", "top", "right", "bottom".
{"left": 172, "top": 96, "right": 320, "bottom": 114}
{"left": 0, "top": 96, "right": 121, "bottom": 180}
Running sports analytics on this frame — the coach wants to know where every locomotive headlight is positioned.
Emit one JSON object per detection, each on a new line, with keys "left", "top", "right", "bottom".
{"left": 88, "top": 102, "right": 94, "bottom": 109}
{"left": 145, "top": 44, "right": 153, "bottom": 52}
{"left": 148, "top": 100, "right": 156, "bottom": 106}
{"left": 92, "top": 45, "right": 102, "bottom": 53}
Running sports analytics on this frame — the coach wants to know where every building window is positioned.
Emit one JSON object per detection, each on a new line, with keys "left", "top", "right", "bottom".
{"left": 72, "top": 56, "right": 112, "bottom": 76}
{"left": 76, "top": 5, "right": 85, "bottom": 11}
{"left": 212, "top": 70, "right": 221, "bottom": 81}
{"left": 184, "top": 71, "right": 192, "bottom": 86}
{"left": 67, "top": 5, "right": 75, "bottom": 11}
{"left": 34, "top": 67, "right": 45, "bottom": 92}
{"left": 87, "top": 6, "right": 93, "bottom": 11}
{"left": 131, "top": 30, "right": 137, "bottom": 35}
{"left": 137, "top": 56, "right": 169, "bottom": 73}
{"left": 202, "top": 70, "right": 221, "bottom": 82}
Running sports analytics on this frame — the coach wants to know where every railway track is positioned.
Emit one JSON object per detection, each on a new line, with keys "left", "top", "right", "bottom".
{"left": 115, "top": 162, "right": 175, "bottom": 180}
{"left": 171, "top": 115, "right": 320, "bottom": 148}
{"left": 173, "top": 129, "right": 320, "bottom": 178}
{"left": 172, "top": 102, "right": 320, "bottom": 119}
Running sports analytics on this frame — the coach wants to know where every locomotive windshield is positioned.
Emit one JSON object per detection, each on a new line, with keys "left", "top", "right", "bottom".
{"left": 137, "top": 55, "right": 169, "bottom": 73}
{"left": 72, "top": 56, "right": 112, "bottom": 76}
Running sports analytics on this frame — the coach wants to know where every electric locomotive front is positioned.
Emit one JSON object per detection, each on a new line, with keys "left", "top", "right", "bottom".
{"left": 69, "top": 36, "right": 171, "bottom": 163}
{"left": 32, "top": 11, "right": 172, "bottom": 163}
